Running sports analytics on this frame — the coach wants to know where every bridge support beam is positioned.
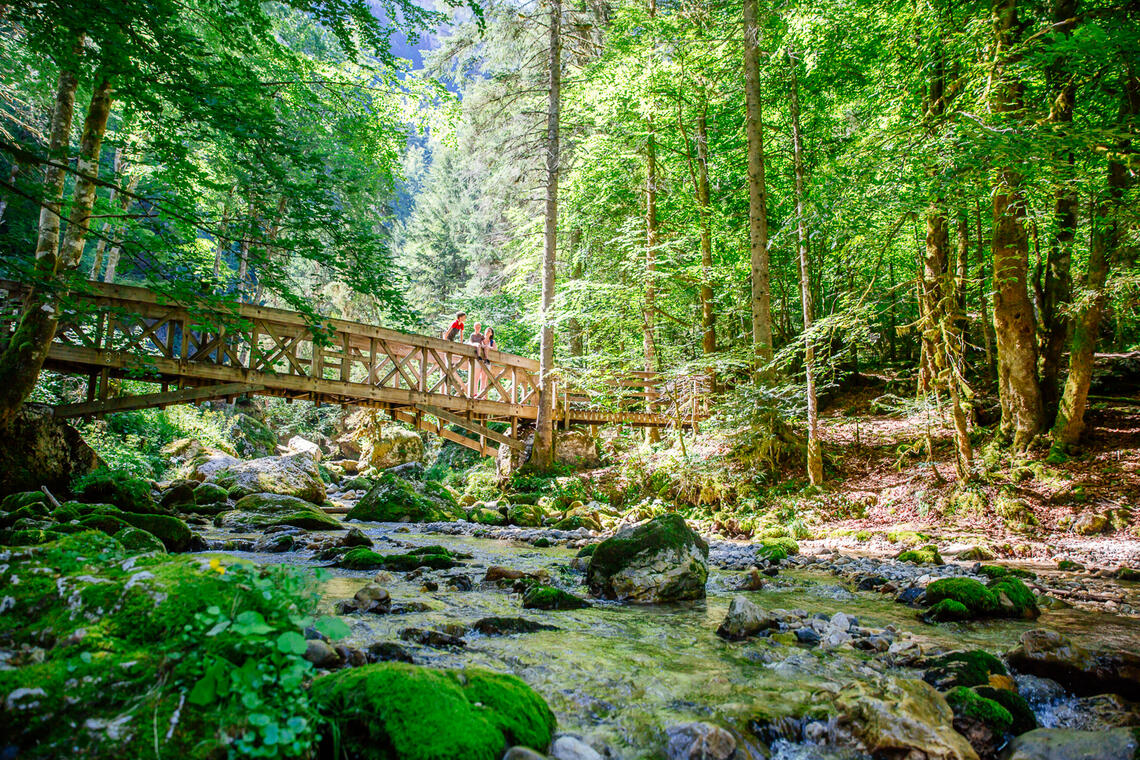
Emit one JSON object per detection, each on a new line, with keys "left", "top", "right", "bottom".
{"left": 53, "top": 382, "right": 265, "bottom": 418}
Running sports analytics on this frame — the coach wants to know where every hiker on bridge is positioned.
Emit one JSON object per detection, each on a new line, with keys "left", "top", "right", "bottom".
{"left": 443, "top": 312, "right": 466, "bottom": 342}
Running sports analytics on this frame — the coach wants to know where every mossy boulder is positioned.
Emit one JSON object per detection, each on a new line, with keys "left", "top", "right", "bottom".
{"left": 223, "top": 492, "right": 339, "bottom": 531}
{"left": 922, "top": 651, "right": 1007, "bottom": 690}
{"left": 587, "top": 514, "right": 709, "bottom": 603}
{"left": 116, "top": 512, "right": 194, "bottom": 552}
{"left": 337, "top": 547, "right": 459, "bottom": 572}
{"left": 0, "top": 500, "right": 50, "bottom": 528}
{"left": 113, "top": 526, "right": 167, "bottom": 554}
{"left": 898, "top": 545, "right": 944, "bottom": 565}
{"left": 553, "top": 513, "right": 602, "bottom": 532}
{"left": 208, "top": 452, "right": 326, "bottom": 504}
{"left": 228, "top": 411, "right": 278, "bottom": 458}
{"left": 945, "top": 685, "right": 1013, "bottom": 755}
{"left": 347, "top": 472, "right": 464, "bottom": 523}
{"left": 1, "top": 491, "right": 50, "bottom": 511}
{"left": 507, "top": 503, "right": 546, "bottom": 527}
{"left": 521, "top": 584, "right": 592, "bottom": 610}
{"left": 469, "top": 504, "right": 506, "bottom": 526}
{"left": 72, "top": 468, "right": 162, "bottom": 514}
{"left": 311, "top": 662, "right": 556, "bottom": 760}
{"left": 922, "top": 576, "right": 1038, "bottom": 621}
{"left": 974, "top": 686, "right": 1036, "bottom": 735}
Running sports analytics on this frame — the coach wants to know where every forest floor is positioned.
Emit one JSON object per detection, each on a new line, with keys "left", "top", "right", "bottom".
{"left": 801, "top": 374, "right": 1140, "bottom": 567}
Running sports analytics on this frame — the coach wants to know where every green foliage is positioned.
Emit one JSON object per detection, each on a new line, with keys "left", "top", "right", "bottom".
{"left": 71, "top": 467, "right": 158, "bottom": 514}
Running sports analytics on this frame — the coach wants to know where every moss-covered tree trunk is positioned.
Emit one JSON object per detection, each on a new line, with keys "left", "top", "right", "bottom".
{"left": 989, "top": 0, "right": 1042, "bottom": 451}
{"left": 743, "top": 0, "right": 773, "bottom": 371}
{"left": 1051, "top": 76, "right": 1138, "bottom": 448}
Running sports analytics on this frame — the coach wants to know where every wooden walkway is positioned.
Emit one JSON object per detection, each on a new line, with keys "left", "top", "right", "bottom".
{"left": 0, "top": 280, "right": 706, "bottom": 456}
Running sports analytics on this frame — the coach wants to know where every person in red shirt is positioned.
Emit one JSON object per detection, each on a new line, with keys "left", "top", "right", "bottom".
{"left": 443, "top": 312, "right": 466, "bottom": 342}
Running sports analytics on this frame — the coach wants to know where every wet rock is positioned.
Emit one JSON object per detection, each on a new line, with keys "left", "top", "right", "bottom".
{"left": 335, "top": 644, "right": 367, "bottom": 668}
{"left": 1071, "top": 513, "right": 1108, "bottom": 536}
{"left": 485, "top": 565, "right": 526, "bottom": 582}
{"left": 522, "top": 584, "right": 591, "bottom": 611}
{"left": 366, "top": 641, "right": 415, "bottom": 663}
{"left": 207, "top": 451, "right": 326, "bottom": 503}
{"left": 353, "top": 583, "right": 391, "bottom": 613}
{"left": 504, "top": 748, "right": 549, "bottom": 760}
{"left": 586, "top": 513, "right": 709, "bottom": 603}
{"left": 736, "top": 568, "right": 769, "bottom": 591}
{"left": 896, "top": 586, "right": 925, "bottom": 605}
{"left": 159, "top": 480, "right": 197, "bottom": 510}
{"left": 922, "top": 651, "right": 1008, "bottom": 690}
{"left": 345, "top": 472, "right": 463, "bottom": 523}
{"left": 1007, "top": 629, "right": 1140, "bottom": 700}
{"left": 795, "top": 628, "right": 821, "bottom": 645}
{"left": 222, "top": 492, "right": 339, "bottom": 530}
{"left": 471, "top": 617, "right": 559, "bottom": 635}
{"left": 0, "top": 403, "right": 99, "bottom": 496}
{"left": 445, "top": 574, "right": 474, "bottom": 591}
{"left": 304, "top": 639, "right": 342, "bottom": 668}
{"left": 665, "top": 721, "right": 736, "bottom": 760}
{"left": 832, "top": 677, "right": 979, "bottom": 760}
{"left": 716, "top": 596, "right": 776, "bottom": 640}
{"left": 341, "top": 527, "right": 372, "bottom": 548}
{"left": 550, "top": 735, "right": 603, "bottom": 760}
{"left": 398, "top": 627, "right": 466, "bottom": 648}
{"left": 252, "top": 531, "right": 303, "bottom": 552}
{"left": 1006, "top": 727, "right": 1138, "bottom": 760}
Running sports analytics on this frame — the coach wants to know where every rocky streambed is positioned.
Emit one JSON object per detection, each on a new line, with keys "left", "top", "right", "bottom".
{"left": 202, "top": 517, "right": 1140, "bottom": 760}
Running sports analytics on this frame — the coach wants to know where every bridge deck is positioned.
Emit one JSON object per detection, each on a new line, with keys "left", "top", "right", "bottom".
{"left": 0, "top": 281, "right": 705, "bottom": 454}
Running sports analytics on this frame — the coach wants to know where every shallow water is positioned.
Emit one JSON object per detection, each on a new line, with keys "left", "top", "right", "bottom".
{"left": 203, "top": 523, "right": 1140, "bottom": 758}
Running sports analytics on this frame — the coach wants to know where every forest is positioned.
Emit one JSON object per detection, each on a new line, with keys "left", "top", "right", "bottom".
{"left": 0, "top": 0, "right": 1139, "bottom": 758}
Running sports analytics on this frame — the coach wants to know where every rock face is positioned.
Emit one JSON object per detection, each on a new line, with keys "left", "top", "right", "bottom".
{"left": 716, "top": 596, "right": 776, "bottom": 640}
{"left": 227, "top": 412, "right": 277, "bottom": 458}
{"left": 164, "top": 438, "right": 240, "bottom": 481}
{"left": 1006, "top": 629, "right": 1140, "bottom": 700}
{"left": 207, "top": 451, "right": 326, "bottom": 503}
{"left": 1006, "top": 728, "right": 1138, "bottom": 760}
{"left": 497, "top": 430, "right": 602, "bottom": 475}
{"left": 221, "top": 493, "right": 339, "bottom": 530}
{"left": 346, "top": 472, "right": 463, "bottom": 523}
{"left": 586, "top": 514, "right": 709, "bottom": 603}
{"left": 342, "top": 411, "right": 425, "bottom": 472}
{"left": 0, "top": 403, "right": 99, "bottom": 497}
{"left": 832, "top": 678, "right": 980, "bottom": 760}
{"left": 310, "top": 662, "right": 556, "bottom": 760}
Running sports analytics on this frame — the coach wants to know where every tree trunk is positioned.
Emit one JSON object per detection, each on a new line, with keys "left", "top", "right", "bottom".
{"left": 989, "top": 0, "right": 1042, "bottom": 451}
{"left": 695, "top": 105, "right": 715, "bottom": 355}
{"left": 568, "top": 227, "right": 584, "bottom": 358}
{"left": 1051, "top": 76, "right": 1138, "bottom": 448}
{"left": 102, "top": 174, "right": 139, "bottom": 284}
{"left": 0, "top": 163, "right": 18, "bottom": 226}
{"left": 0, "top": 71, "right": 111, "bottom": 427}
{"left": 788, "top": 49, "right": 822, "bottom": 486}
{"left": 89, "top": 146, "right": 124, "bottom": 279}
{"left": 975, "top": 197, "right": 995, "bottom": 376}
{"left": 1039, "top": 0, "right": 1079, "bottom": 419}
{"left": 645, "top": 105, "right": 660, "bottom": 443}
{"left": 529, "top": 0, "right": 562, "bottom": 472}
{"left": 33, "top": 62, "right": 80, "bottom": 268}
{"left": 743, "top": 0, "right": 773, "bottom": 369}
{"left": 214, "top": 186, "right": 235, "bottom": 280}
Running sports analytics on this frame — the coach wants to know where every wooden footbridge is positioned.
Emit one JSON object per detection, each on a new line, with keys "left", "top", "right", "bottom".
{"left": 0, "top": 280, "right": 706, "bottom": 457}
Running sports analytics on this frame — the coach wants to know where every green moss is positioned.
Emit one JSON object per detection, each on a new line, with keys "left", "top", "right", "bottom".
{"left": 886, "top": 530, "right": 929, "bottom": 546}
{"left": 923, "top": 650, "right": 1007, "bottom": 687}
{"left": 312, "top": 662, "right": 556, "bottom": 760}
{"left": 1, "top": 491, "right": 50, "bottom": 511}
{"left": 532, "top": 537, "right": 552, "bottom": 548}
{"left": 553, "top": 514, "right": 601, "bottom": 531}
{"left": 987, "top": 577, "right": 1039, "bottom": 619}
{"left": 1, "top": 527, "right": 65, "bottom": 546}
{"left": 521, "top": 584, "right": 591, "bottom": 610}
{"left": 192, "top": 482, "right": 229, "bottom": 505}
{"left": 347, "top": 472, "right": 464, "bottom": 523}
{"left": 758, "top": 544, "right": 787, "bottom": 563}
{"left": 338, "top": 547, "right": 458, "bottom": 572}
{"left": 944, "top": 686, "right": 1013, "bottom": 735}
{"left": 979, "top": 564, "right": 1036, "bottom": 580}
{"left": 72, "top": 467, "right": 160, "bottom": 514}
{"left": 576, "top": 543, "right": 599, "bottom": 558}
{"left": 117, "top": 512, "right": 194, "bottom": 552}
{"left": 897, "top": 545, "right": 944, "bottom": 565}
{"left": 113, "top": 526, "right": 166, "bottom": 554}
{"left": 922, "top": 599, "right": 971, "bottom": 622}
{"left": 924, "top": 578, "right": 997, "bottom": 616}
{"left": 469, "top": 505, "right": 506, "bottom": 525}
{"left": 1058, "top": 559, "right": 1085, "bottom": 571}
{"left": 1117, "top": 567, "right": 1140, "bottom": 581}
{"left": 228, "top": 411, "right": 278, "bottom": 458}
{"left": 0, "top": 501, "right": 51, "bottom": 528}
{"left": 974, "top": 686, "right": 1036, "bottom": 735}
{"left": 760, "top": 536, "right": 800, "bottom": 556}
{"left": 231, "top": 492, "right": 340, "bottom": 530}
{"left": 507, "top": 503, "right": 546, "bottom": 527}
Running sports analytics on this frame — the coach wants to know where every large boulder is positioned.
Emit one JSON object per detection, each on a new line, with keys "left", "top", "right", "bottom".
{"left": 831, "top": 677, "right": 979, "bottom": 760}
{"left": 0, "top": 403, "right": 99, "bottom": 497}
{"left": 164, "top": 438, "right": 240, "bottom": 482}
{"left": 586, "top": 513, "right": 709, "bottom": 603}
{"left": 207, "top": 451, "right": 326, "bottom": 503}
{"left": 1006, "top": 629, "right": 1140, "bottom": 700}
{"left": 1006, "top": 728, "right": 1138, "bottom": 760}
{"left": 310, "top": 662, "right": 556, "bottom": 760}
{"left": 342, "top": 410, "right": 424, "bottom": 472}
{"left": 221, "top": 493, "right": 339, "bottom": 531}
{"left": 345, "top": 472, "right": 463, "bottom": 523}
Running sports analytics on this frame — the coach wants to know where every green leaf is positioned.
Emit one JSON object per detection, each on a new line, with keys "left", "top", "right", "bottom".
{"left": 232, "top": 610, "right": 274, "bottom": 636}
{"left": 276, "top": 631, "right": 308, "bottom": 655}
{"left": 314, "top": 615, "right": 351, "bottom": 640}
{"left": 187, "top": 674, "right": 216, "bottom": 706}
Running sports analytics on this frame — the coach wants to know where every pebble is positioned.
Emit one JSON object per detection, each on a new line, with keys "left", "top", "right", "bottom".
{"left": 550, "top": 735, "right": 603, "bottom": 760}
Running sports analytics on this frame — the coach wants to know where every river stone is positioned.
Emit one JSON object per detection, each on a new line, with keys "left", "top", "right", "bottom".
{"left": 1006, "top": 728, "right": 1138, "bottom": 760}
{"left": 346, "top": 472, "right": 463, "bottom": 523}
{"left": 222, "top": 493, "right": 339, "bottom": 530}
{"left": 353, "top": 583, "right": 391, "bottom": 613}
{"left": 504, "top": 748, "right": 548, "bottom": 760}
{"left": 286, "top": 435, "right": 323, "bottom": 461}
{"left": 347, "top": 412, "right": 425, "bottom": 473}
{"left": 1071, "top": 513, "right": 1108, "bottom": 535}
{"left": 832, "top": 677, "right": 980, "bottom": 760}
{"left": 1007, "top": 629, "right": 1140, "bottom": 700}
{"left": 304, "top": 639, "right": 342, "bottom": 668}
{"left": 716, "top": 596, "right": 776, "bottom": 640}
{"left": 665, "top": 721, "right": 736, "bottom": 760}
{"left": 207, "top": 451, "right": 326, "bottom": 503}
{"left": 550, "top": 735, "right": 603, "bottom": 760}
{"left": 586, "top": 514, "right": 709, "bottom": 603}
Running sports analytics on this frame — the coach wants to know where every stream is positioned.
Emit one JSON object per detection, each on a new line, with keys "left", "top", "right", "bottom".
{"left": 202, "top": 521, "right": 1140, "bottom": 759}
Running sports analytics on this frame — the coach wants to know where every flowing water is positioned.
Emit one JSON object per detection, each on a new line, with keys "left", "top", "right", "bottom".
{"left": 203, "top": 523, "right": 1140, "bottom": 759}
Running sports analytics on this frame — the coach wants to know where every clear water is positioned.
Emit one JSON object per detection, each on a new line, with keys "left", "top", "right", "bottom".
{"left": 203, "top": 523, "right": 1140, "bottom": 758}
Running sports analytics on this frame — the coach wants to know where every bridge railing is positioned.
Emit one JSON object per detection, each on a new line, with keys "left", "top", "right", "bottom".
{"left": 557, "top": 368, "right": 711, "bottom": 427}
{"left": 0, "top": 280, "right": 544, "bottom": 417}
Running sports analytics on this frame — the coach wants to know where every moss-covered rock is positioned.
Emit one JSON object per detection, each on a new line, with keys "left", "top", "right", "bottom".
{"left": 759, "top": 536, "right": 799, "bottom": 559}
{"left": 72, "top": 468, "right": 162, "bottom": 514}
{"left": 974, "top": 686, "right": 1036, "bottom": 735}
{"left": 586, "top": 513, "right": 709, "bottom": 603}
{"left": 1, "top": 491, "right": 50, "bottom": 511}
{"left": 922, "top": 576, "right": 1038, "bottom": 622}
{"left": 0, "top": 500, "right": 50, "bottom": 528}
{"left": 113, "top": 526, "right": 167, "bottom": 554}
{"left": 228, "top": 411, "right": 278, "bottom": 458}
{"left": 311, "top": 662, "right": 556, "bottom": 760}
{"left": 944, "top": 685, "right": 1013, "bottom": 735}
{"left": 978, "top": 564, "right": 1036, "bottom": 581}
{"left": 988, "top": 577, "right": 1039, "bottom": 619}
{"left": 193, "top": 481, "right": 229, "bottom": 505}
{"left": 116, "top": 512, "right": 194, "bottom": 552}
{"left": 347, "top": 472, "right": 464, "bottom": 523}
{"left": 468, "top": 504, "right": 506, "bottom": 526}
{"left": 921, "top": 599, "right": 971, "bottom": 623}
{"left": 338, "top": 547, "right": 459, "bottom": 572}
{"left": 922, "top": 650, "right": 1007, "bottom": 689}
{"left": 521, "top": 584, "right": 591, "bottom": 610}
{"left": 507, "top": 503, "right": 546, "bottom": 527}
{"left": 898, "top": 545, "right": 944, "bottom": 565}
{"left": 209, "top": 451, "right": 326, "bottom": 504}
{"left": 224, "top": 492, "right": 339, "bottom": 531}
{"left": 553, "top": 513, "right": 601, "bottom": 532}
